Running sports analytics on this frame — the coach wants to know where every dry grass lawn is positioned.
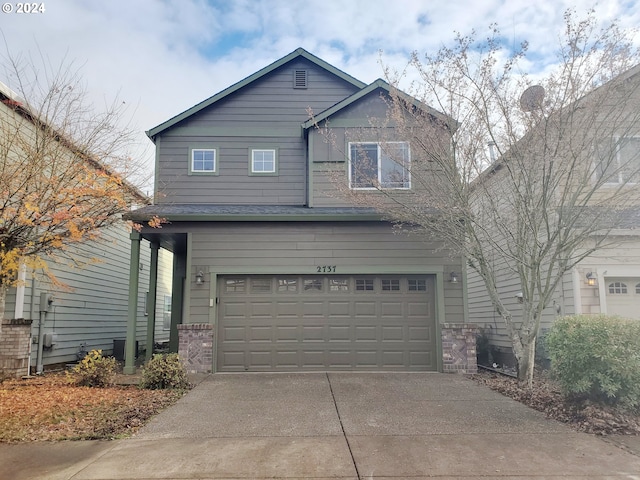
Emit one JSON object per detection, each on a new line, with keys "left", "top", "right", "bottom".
{"left": 0, "top": 373, "right": 184, "bottom": 443}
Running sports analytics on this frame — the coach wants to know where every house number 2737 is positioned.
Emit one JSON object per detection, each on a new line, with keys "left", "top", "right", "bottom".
{"left": 316, "top": 265, "right": 336, "bottom": 273}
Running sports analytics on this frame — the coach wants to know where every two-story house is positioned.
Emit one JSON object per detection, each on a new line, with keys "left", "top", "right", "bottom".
{"left": 126, "top": 48, "right": 472, "bottom": 374}
{"left": 466, "top": 63, "right": 640, "bottom": 368}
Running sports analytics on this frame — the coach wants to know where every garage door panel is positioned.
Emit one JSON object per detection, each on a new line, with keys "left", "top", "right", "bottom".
{"left": 222, "top": 326, "right": 246, "bottom": 342}
{"left": 302, "top": 325, "right": 324, "bottom": 341}
{"left": 328, "top": 301, "right": 351, "bottom": 317}
{"left": 354, "top": 302, "right": 377, "bottom": 317}
{"left": 381, "top": 326, "right": 404, "bottom": 341}
{"left": 303, "top": 302, "right": 325, "bottom": 316}
{"left": 328, "top": 325, "right": 350, "bottom": 341}
{"left": 249, "top": 326, "right": 271, "bottom": 342}
{"left": 275, "top": 326, "right": 298, "bottom": 342}
{"left": 276, "top": 302, "right": 299, "bottom": 317}
{"left": 218, "top": 275, "right": 436, "bottom": 372}
{"left": 355, "top": 325, "right": 377, "bottom": 341}
{"left": 381, "top": 302, "right": 403, "bottom": 317}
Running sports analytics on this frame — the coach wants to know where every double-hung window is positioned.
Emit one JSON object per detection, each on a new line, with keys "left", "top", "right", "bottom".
{"left": 190, "top": 148, "right": 217, "bottom": 174}
{"left": 250, "top": 149, "right": 277, "bottom": 175}
{"left": 595, "top": 136, "right": 640, "bottom": 185}
{"left": 349, "top": 141, "right": 410, "bottom": 189}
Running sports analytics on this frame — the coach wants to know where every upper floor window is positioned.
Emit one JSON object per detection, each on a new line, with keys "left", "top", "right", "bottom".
{"left": 250, "top": 149, "right": 277, "bottom": 175}
{"left": 190, "top": 148, "right": 217, "bottom": 174}
{"left": 349, "top": 142, "right": 410, "bottom": 189}
{"left": 595, "top": 136, "right": 640, "bottom": 185}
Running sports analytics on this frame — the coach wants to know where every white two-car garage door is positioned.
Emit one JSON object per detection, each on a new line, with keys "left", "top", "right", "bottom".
{"left": 217, "top": 275, "right": 437, "bottom": 372}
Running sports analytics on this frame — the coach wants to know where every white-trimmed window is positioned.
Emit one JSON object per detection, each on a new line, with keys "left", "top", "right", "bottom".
{"left": 349, "top": 141, "right": 410, "bottom": 189}
{"left": 251, "top": 149, "right": 277, "bottom": 174}
{"left": 609, "top": 282, "right": 628, "bottom": 294}
{"left": 595, "top": 136, "right": 640, "bottom": 185}
{"left": 190, "top": 148, "right": 217, "bottom": 173}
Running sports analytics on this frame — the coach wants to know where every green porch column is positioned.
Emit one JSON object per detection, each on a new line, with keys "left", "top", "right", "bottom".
{"left": 146, "top": 241, "right": 160, "bottom": 362}
{"left": 124, "top": 232, "right": 141, "bottom": 375}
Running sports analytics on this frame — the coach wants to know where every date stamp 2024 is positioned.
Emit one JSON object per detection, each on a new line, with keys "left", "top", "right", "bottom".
{"left": 2, "top": 3, "right": 45, "bottom": 14}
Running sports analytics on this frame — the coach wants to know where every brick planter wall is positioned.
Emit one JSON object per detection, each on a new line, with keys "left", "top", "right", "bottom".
{"left": 0, "top": 319, "right": 33, "bottom": 378}
{"left": 441, "top": 323, "right": 478, "bottom": 374}
{"left": 177, "top": 324, "right": 213, "bottom": 374}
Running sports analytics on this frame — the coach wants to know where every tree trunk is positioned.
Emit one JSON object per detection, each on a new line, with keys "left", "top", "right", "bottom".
{"left": 515, "top": 337, "right": 536, "bottom": 386}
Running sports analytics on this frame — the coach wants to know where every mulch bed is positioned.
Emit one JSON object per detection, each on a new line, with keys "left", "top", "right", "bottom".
{"left": 471, "top": 369, "right": 640, "bottom": 436}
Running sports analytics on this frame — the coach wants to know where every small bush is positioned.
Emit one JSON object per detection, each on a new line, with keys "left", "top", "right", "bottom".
{"left": 140, "top": 353, "right": 189, "bottom": 390}
{"left": 546, "top": 315, "right": 640, "bottom": 409}
{"left": 67, "top": 349, "right": 118, "bottom": 387}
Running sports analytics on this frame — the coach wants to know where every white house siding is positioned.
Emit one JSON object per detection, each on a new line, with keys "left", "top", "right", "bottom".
{"left": 4, "top": 223, "right": 173, "bottom": 367}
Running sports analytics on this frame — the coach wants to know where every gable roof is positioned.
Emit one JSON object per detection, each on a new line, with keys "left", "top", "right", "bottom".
{"left": 302, "top": 78, "right": 454, "bottom": 130}
{"left": 146, "top": 48, "right": 368, "bottom": 141}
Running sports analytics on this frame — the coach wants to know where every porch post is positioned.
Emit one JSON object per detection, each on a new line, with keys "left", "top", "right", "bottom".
{"left": 145, "top": 241, "right": 160, "bottom": 362}
{"left": 124, "top": 232, "right": 141, "bottom": 375}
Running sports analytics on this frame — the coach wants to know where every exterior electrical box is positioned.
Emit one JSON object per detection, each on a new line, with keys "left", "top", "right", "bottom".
{"left": 43, "top": 332, "right": 58, "bottom": 348}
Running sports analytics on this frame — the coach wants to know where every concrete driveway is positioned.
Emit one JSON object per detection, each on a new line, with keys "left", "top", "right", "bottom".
{"left": 3, "top": 372, "right": 640, "bottom": 479}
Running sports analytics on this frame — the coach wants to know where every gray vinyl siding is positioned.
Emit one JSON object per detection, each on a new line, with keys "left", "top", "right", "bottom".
{"left": 466, "top": 255, "right": 571, "bottom": 351}
{"left": 309, "top": 92, "right": 448, "bottom": 208}
{"left": 155, "top": 59, "right": 359, "bottom": 206}
{"left": 163, "top": 221, "right": 465, "bottom": 326}
{"left": 5, "top": 223, "right": 172, "bottom": 367}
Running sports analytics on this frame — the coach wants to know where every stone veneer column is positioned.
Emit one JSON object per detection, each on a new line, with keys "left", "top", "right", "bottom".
{"left": 177, "top": 324, "right": 213, "bottom": 373}
{"left": 441, "top": 323, "right": 478, "bottom": 374}
{"left": 0, "top": 319, "right": 33, "bottom": 377}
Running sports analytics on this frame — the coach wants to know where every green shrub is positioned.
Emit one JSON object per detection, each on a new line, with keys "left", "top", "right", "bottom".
{"left": 546, "top": 315, "right": 640, "bottom": 409}
{"left": 67, "top": 349, "right": 118, "bottom": 387}
{"left": 139, "top": 353, "right": 190, "bottom": 390}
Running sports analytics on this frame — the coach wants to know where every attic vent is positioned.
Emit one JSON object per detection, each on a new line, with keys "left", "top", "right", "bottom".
{"left": 293, "top": 69, "right": 308, "bottom": 89}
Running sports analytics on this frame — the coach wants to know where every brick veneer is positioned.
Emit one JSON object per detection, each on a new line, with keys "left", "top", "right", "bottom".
{"left": 0, "top": 318, "right": 33, "bottom": 377}
{"left": 177, "top": 323, "right": 213, "bottom": 373}
{"left": 441, "top": 323, "right": 478, "bottom": 374}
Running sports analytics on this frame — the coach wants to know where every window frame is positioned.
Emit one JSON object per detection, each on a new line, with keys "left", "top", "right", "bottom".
{"left": 595, "top": 136, "right": 640, "bottom": 186}
{"left": 249, "top": 148, "right": 278, "bottom": 176}
{"left": 348, "top": 141, "right": 411, "bottom": 190}
{"left": 189, "top": 147, "right": 218, "bottom": 175}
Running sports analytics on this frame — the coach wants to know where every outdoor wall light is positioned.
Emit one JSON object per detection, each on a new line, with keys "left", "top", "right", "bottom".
{"left": 515, "top": 292, "right": 524, "bottom": 303}
{"left": 449, "top": 272, "right": 459, "bottom": 284}
{"left": 195, "top": 271, "right": 205, "bottom": 285}
{"left": 586, "top": 272, "right": 597, "bottom": 286}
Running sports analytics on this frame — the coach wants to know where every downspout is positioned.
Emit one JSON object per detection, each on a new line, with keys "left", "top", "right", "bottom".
{"left": 13, "top": 262, "right": 26, "bottom": 319}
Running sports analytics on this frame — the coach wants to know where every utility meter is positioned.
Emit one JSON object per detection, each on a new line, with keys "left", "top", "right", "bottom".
{"left": 39, "top": 292, "right": 54, "bottom": 312}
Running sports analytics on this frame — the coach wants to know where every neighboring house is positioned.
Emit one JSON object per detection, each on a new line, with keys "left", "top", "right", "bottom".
{"left": 0, "top": 80, "right": 172, "bottom": 376}
{"left": 467, "top": 65, "right": 640, "bottom": 366}
{"left": 127, "top": 48, "right": 472, "bottom": 374}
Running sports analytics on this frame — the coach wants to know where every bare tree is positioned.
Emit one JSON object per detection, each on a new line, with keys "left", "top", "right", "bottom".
{"left": 312, "top": 9, "right": 640, "bottom": 385}
{"left": 0, "top": 52, "right": 145, "bottom": 326}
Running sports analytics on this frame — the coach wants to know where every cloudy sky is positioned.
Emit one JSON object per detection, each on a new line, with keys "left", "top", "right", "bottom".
{"left": 1, "top": 0, "right": 638, "bottom": 191}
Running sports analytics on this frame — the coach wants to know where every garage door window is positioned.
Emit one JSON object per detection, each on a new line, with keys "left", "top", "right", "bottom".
{"left": 303, "top": 278, "right": 323, "bottom": 292}
{"left": 355, "top": 279, "right": 374, "bottom": 291}
{"left": 278, "top": 278, "right": 298, "bottom": 292}
{"left": 381, "top": 279, "right": 400, "bottom": 291}
{"left": 225, "top": 278, "right": 246, "bottom": 293}
{"left": 636, "top": 283, "right": 640, "bottom": 294}
{"left": 329, "top": 278, "right": 349, "bottom": 292}
{"left": 251, "top": 278, "right": 272, "bottom": 293}
{"left": 609, "top": 282, "right": 627, "bottom": 294}
{"left": 408, "top": 279, "right": 427, "bottom": 291}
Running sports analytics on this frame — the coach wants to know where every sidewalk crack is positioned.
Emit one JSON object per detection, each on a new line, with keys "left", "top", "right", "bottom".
{"left": 326, "top": 372, "right": 361, "bottom": 480}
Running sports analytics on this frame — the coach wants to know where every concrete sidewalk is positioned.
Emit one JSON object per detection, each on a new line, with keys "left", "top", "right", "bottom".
{"left": 2, "top": 373, "right": 640, "bottom": 479}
